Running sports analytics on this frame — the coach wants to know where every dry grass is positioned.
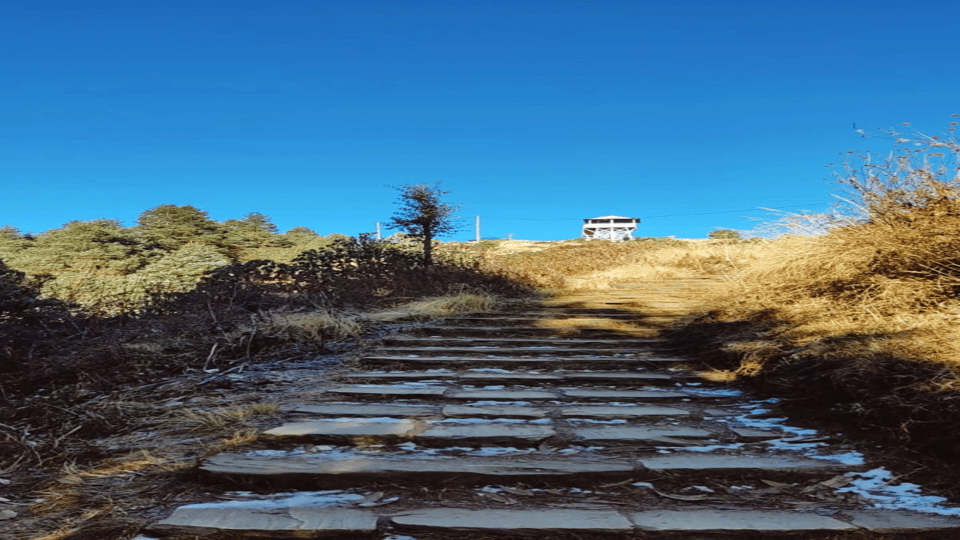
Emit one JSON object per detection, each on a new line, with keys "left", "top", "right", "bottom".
{"left": 465, "top": 237, "right": 759, "bottom": 290}
{"left": 247, "top": 309, "right": 363, "bottom": 342}
{"left": 166, "top": 403, "right": 280, "bottom": 433}
{"left": 668, "top": 124, "right": 960, "bottom": 468}
{"left": 365, "top": 291, "right": 500, "bottom": 321}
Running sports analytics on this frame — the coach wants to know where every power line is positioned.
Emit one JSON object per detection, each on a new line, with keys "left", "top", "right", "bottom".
{"left": 482, "top": 202, "right": 833, "bottom": 221}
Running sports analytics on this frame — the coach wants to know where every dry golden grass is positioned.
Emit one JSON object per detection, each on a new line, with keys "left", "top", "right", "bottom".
{"left": 167, "top": 402, "right": 280, "bottom": 433}
{"left": 469, "top": 237, "right": 759, "bottom": 290}
{"left": 564, "top": 241, "right": 764, "bottom": 289}
{"left": 666, "top": 126, "right": 960, "bottom": 465}
{"left": 365, "top": 291, "right": 500, "bottom": 321}
{"left": 252, "top": 309, "right": 363, "bottom": 342}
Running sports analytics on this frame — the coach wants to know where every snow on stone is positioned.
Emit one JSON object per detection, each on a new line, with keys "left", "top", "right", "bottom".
{"left": 808, "top": 451, "right": 866, "bottom": 465}
{"left": 840, "top": 468, "right": 960, "bottom": 515}
{"left": 181, "top": 490, "right": 365, "bottom": 509}
{"left": 470, "top": 400, "right": 533, "bottom": 406}
{"left": 680, "top": 387, "right": 743, "bottom": 397}
{"left": 566, "top": 418, "right": 628, "bottom": 424}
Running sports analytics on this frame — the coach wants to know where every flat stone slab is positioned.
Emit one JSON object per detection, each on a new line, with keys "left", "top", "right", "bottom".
{"left": 561, "top": 405, "right": 690, "bottom": 418}
{"left": 370, "top": 346, "right": 654, "bottom": 356}
{"left": 291, "top": 403, "right": 438, "bottom": 417}
{"left": 364, "top": 355, "right": 667, "bottom": 366}
{"left": 562, "top": 389, "right": 689, "bottom": 400}
{"left": 845, "top": 510, "right": 960, "bottom": 531}
{"left": 385, "top": 336, "right": 661, "bottom": 347}
{"left": 459, "top": 372, "right": 562, "bottom": 382}
{"left": 638, "top": 454, "right": 850, "bottom": 475}
{"left": 629, "top": 509, "right": 854, "bottom": 532}
{"left": 447, "top": 389, "right": 558, "bottom": 400}
{"left": 418, "top": 423, "right": 555, "bottom": 446}
{"left": 264, "top": 419, "right": 418, "bottom": 440}
{"left": 325, "top": 385, "right": 447, "bottom": 397}
{"left": 563, "top": 372, "right": 673, "bottom": 382}
{"left": 341, "top": 371, "right": 454, "bottom": 381}
{"left": 730, "top": 427, "right": 784, "bottom": 441}
{"left": 573, "top": 425, "right": 713, "bottom": 445}
{"left": 390, "top": 508, "right": 633, "bottom": 532}
{"left": 442, "top": 404, "right": 548, "bottom": 418}
{"left": 201, "top": 453, "right": 635, "bottom": 486}
{"left": 149, "top": 507, "right": 378, "bottom": 535}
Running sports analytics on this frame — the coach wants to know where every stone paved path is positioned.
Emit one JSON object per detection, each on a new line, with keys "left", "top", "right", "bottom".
{"left": 144, "top": 278, "right": 960, "bottom": 538}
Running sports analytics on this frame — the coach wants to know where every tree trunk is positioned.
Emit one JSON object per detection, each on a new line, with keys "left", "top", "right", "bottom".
{"left": 423, "top": 225, "right": 433, "bottom": 266}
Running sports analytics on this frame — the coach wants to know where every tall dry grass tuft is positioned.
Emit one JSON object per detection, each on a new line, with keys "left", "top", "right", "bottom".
{"left": 365, "top": 291, "right": 500, "bottom": 321}
{"left": 252, "top": 309, "right": 363, "bottom": 342}
{"left": 672, "top": 120, "right": 960, "bottom": 467}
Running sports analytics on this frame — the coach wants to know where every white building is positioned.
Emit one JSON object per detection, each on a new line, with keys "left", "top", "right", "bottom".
{"left": 581, "top": 215, "right": 641, "bottom": 241}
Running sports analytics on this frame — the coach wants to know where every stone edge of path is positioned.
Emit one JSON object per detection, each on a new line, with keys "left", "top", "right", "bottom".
{"left": 147, "top": 506, "right": 960, "bottom": 536}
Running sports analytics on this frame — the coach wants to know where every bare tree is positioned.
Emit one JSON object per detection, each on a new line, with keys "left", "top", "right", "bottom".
{"left": 389, "top": 182, "right": 461, "bottom": 266}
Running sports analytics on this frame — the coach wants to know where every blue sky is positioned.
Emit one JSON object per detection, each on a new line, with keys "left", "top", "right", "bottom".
{"left": 3, "top": 0, "right": 958, "bottom": 241}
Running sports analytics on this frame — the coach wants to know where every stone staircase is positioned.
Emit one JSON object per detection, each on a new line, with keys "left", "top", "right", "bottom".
{"left": 143, "top": 279, "right": 960, "bottom": 538}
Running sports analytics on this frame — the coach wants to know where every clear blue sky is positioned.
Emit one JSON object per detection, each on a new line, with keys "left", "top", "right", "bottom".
{"left": 3, "top": 0, "right": 958, "bottom": 241}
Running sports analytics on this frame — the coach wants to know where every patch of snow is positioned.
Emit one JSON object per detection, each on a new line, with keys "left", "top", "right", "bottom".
{"left": 560, "top": 446, "right": 605, "bottom": 453}
{"left": 351, "top": 383, "right": 442, "bottom": 388}
{"left": 470, "top": 401, "right": 533, "bottom": 406}
{"left": 808, "top": 451, "right": 866, "bottom": 466}
{"left": 468, "top": 368, "right": 511, "bottom": 373}
{"left": 764, "top": 439, "right": 827, "bottom": 452}
{"left": 680, "top": 387, "right": 743, "bottom": 397}
{"left": 183, "top": 490, "right": 365, "bottom": 509}
{"left": 840, "top": 468, "right": 960, "bottom": 515}
{"left": 566, "top": 418, "right": 628, "bottom": 424}
{"left": 469, "top": 447, "right": 537, "bottom": 456}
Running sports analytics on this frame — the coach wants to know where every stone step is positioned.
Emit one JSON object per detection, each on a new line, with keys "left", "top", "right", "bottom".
{"left": 339, "top": 370, "right": 679, "bottom": 385}
{"left": 361, "top": 354, "right": 685, "bottom": 366}
{"left": 319, "top": 384, "right": 699, "bottom": 401}
{"left": 260, "top": 418, "right": 752, "bottom": 447}
{"left": 381, "top": 335, "right": 664, "bottom": 347}
{"left": 288, "top": 402, "right": 706, "bottom": 420}
{"left": 199, "top": 451, "right": 852, "bottom": 489}
{"left": 407, "top": 325, "right": 658, "bottom": 337}
{"left": 364, "top": 345, "right": 663, "bottom": 357}
{"left": 148, "top": 505, "right": 960, "bottom": 538}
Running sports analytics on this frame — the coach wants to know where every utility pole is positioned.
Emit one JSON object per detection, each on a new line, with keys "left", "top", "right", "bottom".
{"left": 376, "top": 222, "right": 381, "bottom": 240}
{"left": 475, "top": 215, "right": 481, "bottom": 242}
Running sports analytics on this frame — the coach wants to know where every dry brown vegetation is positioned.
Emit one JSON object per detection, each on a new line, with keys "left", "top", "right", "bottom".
{"left": 667, "top": 122, "right": 960, "bottom": 471}
{"left": 447, "top": 237, "right": 753, "bottom": 290}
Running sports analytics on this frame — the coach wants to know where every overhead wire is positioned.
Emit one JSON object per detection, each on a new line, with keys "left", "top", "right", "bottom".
{"left": 481, "top": 202, "right": 833, "bottom": 221}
